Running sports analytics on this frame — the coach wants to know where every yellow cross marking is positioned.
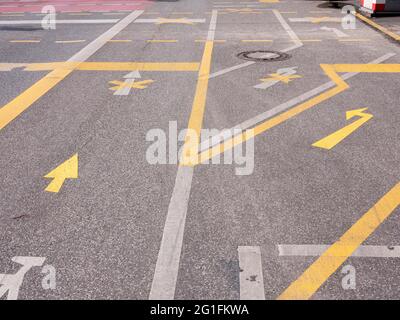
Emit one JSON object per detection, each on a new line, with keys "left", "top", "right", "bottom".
{"left": 155, "top": 18, "right": 195, "bottom": 25}
{"left": 109, "top": 79, "right": 154, "bottom": 91}
{"left": 261, "top": 73, "right": 302, "bottom": 84}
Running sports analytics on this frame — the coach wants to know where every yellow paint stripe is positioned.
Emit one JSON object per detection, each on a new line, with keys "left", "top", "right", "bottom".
{"left": 338, "top": 38, "right": 371, "bottom": 42}
{"left": 9, "top": 40, "right": 40, "bottom": 43}
{"left": 196, "top": 64, "right": 349, "bottom": 165}
{"left": 180, "top": 39, "right": 215, "bottom": 166}
{"left": 0, "top": 69, "right": 72, "bottom": 131}
{"left": 278, "top": 182, "right": 400, "bottom": 300}
{"left": 356, "top": 13, "right": 400, "bottom": 41}
{"left": 22, "top": 62, "right": 200, "bottom": 72}
{"left": 332, "top": 64, "right": 400, "bottom": 73}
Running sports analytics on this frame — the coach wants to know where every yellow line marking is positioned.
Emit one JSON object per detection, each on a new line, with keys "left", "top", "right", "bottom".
{"left": 259, "top": 0, "right": 279, "bottom": 2}
{"left": 55, "top": 40, "right": 86, "bottom": 43}
{"left": 312, "top": 108, "right": 373, "bottom": 150}
{"left": 196, "top": 64, "right": 348, "bottom": 165}
{"left": 180, "top": 26, "right": 216, "bottom": 165}
{"left": 44, "top": 154, "right": 78, "bottom": 193}
{"left": 241, "top": 39, "right": 273, "bottom": 42}
{"left": 196, "top": 63, "right": 400, "bottom": 165}
{"left": 338, "top": 38, "right": 371, "bottom": 42}
{"left": 107, "top": 39, "right": 132, "bottom": 42}
{"left": 9, "top": 40, "right": 40, "bottom": 43}
{"left": 14, "top": 62, "right": 200, "bottom": 72}
{"left": 171, "top": 12, "right": 193, "bottom": 15}
{"left": 280, "top": 11, "right": 297, "bottom": 14}
{"left": 356, "top": 12, "right": 400, "bottom": 41}
{"left": 278, "top": 182, "right": 400, "bottom": 300}
{"left": 0, "top": 69, "right": 72, "bottom": 131}
{"left": 332, "top": 64, "right": 400, "bottom": 73}
{"left": 147, "top": 39, "right": 179, "bottom": 43}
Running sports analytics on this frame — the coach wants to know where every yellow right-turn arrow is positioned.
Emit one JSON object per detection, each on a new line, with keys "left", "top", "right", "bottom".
{"left": 312, "top": 108, "right": 373, "bottom": 150}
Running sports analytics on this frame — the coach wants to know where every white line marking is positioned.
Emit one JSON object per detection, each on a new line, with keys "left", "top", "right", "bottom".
{"left": 199, "top": 53, "right": 395, "bottom": 152}
{"left": 289, "top": 17, "right": 341, "bottom": 22}
{"left": 134, "top": 18, "right": 206, "bottom": 23}
{"left": 149, "top": 10, "right": 218, "bottom": 300}
{"left": 67, "top": 10, "right": 143, "bottom": 62}
{"left": 0, "top": 19, "right": 119, "bottom": 24}
{"left": 238, "top": 246, "right": 265, "bottom": 300}
{"left": 278, "top": 245, "right": 400, "bottom": 258}
{"left": 209, "top": 10, "right": 302, "bottom": 79}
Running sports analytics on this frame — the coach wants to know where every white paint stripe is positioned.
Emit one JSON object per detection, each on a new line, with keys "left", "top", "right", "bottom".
{"left": 134, "top": 18, "right": 206, "bottom": 23}
{"left": 67, "top": 10, "right": 143, "bottom": 62}
{"left": 238, "top": 246, "right": 265, "bottom": 300}
{"left": 200, "top": 53, "right": 395, "bottom": 152}
{"left": 272, "top": 9, "right": 302, "bottom": 46}
{"left": 208, "top": 10, "right": 302, "bottom": 79}
{"left": 149, "top": 11, "right": 218, "bottom": 300}
{"left": 0, "top": 19, "right": 119, "bottom": 24}
{"left": 278, "top": 245, "right": 400, "bottom": 258}
{"left": 149, "top": 166, "right": 194, "bottom": 300}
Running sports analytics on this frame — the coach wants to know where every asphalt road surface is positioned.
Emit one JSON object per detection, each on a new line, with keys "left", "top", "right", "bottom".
{"left": 1, "top": 0, "right": 400, "bottom": 300}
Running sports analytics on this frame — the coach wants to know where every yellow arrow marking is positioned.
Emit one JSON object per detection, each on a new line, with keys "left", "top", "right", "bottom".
{"left": 312, "top": 108, "right": 373, "bottom": 150}
{"left": 44, "top": 154, "right": 78, "bottom": 193}
{"left": 195, "top": 63, "right": 400, "bottom": 166}
{"left": 261, "top": 73, "right": 302, "bottom": 84}
{"left": 278, "top": 181, "right": 400, "bottom": 300}
{"left": 109, "top": 79, "right": 154, "bottom": 90}
{"left": 155, "top": 18, "right": 194, "bottom": 25}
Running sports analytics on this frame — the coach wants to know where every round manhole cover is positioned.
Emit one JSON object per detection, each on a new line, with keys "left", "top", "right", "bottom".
{"left": 237, "top": 50, "right": 291, "bottom": 62}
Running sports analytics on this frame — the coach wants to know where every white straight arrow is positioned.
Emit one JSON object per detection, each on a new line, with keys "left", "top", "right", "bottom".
{"left": 254, "top": 66, "right": 298, "bottom": 90}
{"left": 114, "top": 70, "right": 141, "bottom": 96}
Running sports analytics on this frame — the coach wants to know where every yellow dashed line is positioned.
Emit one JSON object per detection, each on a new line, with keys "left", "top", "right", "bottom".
{"left": 339, "top": 38, "right": 371, "bottom": 42}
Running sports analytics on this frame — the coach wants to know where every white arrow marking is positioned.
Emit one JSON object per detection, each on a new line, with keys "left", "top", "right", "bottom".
{"left": 114, "top": 70, "right": 141, "bottom": 96}
{"left": 254, "top": 66, "right": 298, "bottom": 90}
{"left": 320, "top": 26, "right": 349, "bottom": 38}
{"left": 0, "top": 257, "right": 46, "bottom": 300}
